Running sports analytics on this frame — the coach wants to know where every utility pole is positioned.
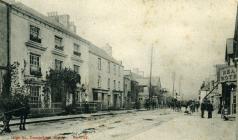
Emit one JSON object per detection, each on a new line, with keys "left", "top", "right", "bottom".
{"left": 179, "top": 75, "right": 182, "bottom": 100}
{"left": 172, "top": 72, "right": 176, "bottom": 98}
{"left": 149, "top": 46, "right": 153, "bottom": 108}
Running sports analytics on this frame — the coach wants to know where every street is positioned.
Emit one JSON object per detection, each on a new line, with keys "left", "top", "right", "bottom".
{"left": 1, "top": 109, "right": 235, "bottom": 140}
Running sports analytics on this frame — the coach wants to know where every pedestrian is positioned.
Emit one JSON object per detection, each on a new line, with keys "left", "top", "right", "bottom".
{"left": 200, "top": 101, "right": 206, "bottom": 118}
{"left": 207, "top": 101, "right": 213, "bottom": 119}
{"left": 195, "top": 102, "right": 200, "bottom": 112}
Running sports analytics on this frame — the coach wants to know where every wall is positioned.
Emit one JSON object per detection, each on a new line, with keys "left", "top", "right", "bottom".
{"left": 0, "top": 2, "right": 8, "bottom": 67}
{"left": 9, "top": 8, "right": 89, "bottom": 108}
{"left": 88, "top": 50, "right": 124, "bottom": 108}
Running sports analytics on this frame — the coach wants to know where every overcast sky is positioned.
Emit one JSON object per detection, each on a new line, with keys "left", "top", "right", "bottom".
{"left": 17, "top": 0, "right": 238, "bottom": 99}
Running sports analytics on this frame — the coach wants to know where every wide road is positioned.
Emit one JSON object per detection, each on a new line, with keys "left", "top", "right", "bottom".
{"left": 1, "top": 109, "right": 235, "bottom": 140}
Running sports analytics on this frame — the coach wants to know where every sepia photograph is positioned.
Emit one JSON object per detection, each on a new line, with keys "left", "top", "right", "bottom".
{"left": 0, "top": 0, "right": 238, "bottom": 139}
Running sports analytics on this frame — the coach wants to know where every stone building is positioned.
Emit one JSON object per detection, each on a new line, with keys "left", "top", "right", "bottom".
{"left": 0, "top": 0, "right": 125, "bottom": 114}
{"left": 136, "top": 75, "right": 162, "bottom": 108}
{"left": 87, "top": 44, "right": 124, "bottom": 110}
{"left": 0, "top": 0, "right": 90, "bottom": 114}
{"left": 123, "top": 70, "right": 139, "bottom": 109}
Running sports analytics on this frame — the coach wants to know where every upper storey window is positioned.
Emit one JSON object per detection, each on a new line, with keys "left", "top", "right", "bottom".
{"left": 55, "top": 36, "right": 64, "bottom": 51}
{"left": 73, "top": 43, "right": 81, "bottom": 56}
{"left": 30, "top": 25, "right": 41, "bottom": 43}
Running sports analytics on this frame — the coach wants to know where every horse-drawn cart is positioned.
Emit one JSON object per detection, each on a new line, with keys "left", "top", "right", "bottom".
{"left": 0, "top": 107, "right": 29, "bottom": 134}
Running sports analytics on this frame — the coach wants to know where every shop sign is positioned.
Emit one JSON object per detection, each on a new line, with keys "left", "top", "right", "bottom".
{"left": 219, "top": 66, "right": 237, "bottom": 83}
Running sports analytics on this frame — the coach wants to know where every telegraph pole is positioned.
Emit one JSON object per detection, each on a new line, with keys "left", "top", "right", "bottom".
{"left": 172, "top": 72, "right": 176, "bottom": 98}
{"left": 149, "top": 46, "right": 153, "bottom": 108}
{"left": 179, "top": 75, "right": 182, "bottom": 100}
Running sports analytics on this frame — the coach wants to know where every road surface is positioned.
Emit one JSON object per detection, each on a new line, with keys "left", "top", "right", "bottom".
{"left": 1, "top": 109, "right": 235, "bottom": 140}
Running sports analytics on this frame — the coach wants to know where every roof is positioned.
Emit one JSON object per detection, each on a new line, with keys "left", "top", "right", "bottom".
{"left": 3, "top": 1, "right": 108, "bottom": 53}
{"left": 88, "top": 44, "right": 122, "bottom": 66}
{"left": 136, "top": 77, "right": 161, "bottom": 87}
{"left": 124, "top": 70, "right": 131, "bottom": 76}
{"left": 4, "top": 1, "right": 123, "bottom": 66}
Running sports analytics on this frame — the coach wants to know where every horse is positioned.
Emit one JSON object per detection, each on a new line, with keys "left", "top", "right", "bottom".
{"left": 0, "top": 94, "right": 30, "bottom": 133}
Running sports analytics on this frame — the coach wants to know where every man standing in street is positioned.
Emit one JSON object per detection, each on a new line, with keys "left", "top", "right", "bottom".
{"left": 207, "top": 100, "right": 214, "bottom": 119}
{"left": 201, "top": 100, "right": 206, "bottom": 118}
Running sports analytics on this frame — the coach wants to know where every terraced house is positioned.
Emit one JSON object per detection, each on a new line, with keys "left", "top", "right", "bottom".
{"left": 0, "top": 0, "right": 91, "bottom": 114}
{"left": 0, "top": 0, "right": 125, "bottom": 114}
{"left": 87, "top": 44, "right": 124, "bottom": 110}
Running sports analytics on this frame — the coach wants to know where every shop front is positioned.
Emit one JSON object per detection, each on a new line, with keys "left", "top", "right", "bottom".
{"left": 220, "top": 66, "right": 237, "bottom": 116}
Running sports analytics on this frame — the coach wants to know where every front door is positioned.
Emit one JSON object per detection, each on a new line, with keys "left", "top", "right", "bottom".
{"left": 113, "top": 94, "right": 118, "bottom": 108}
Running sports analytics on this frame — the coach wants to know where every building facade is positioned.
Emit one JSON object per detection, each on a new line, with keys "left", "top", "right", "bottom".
{"left": 87, "top": 44, "right": 124, "bottom": 110}
{"left": 0, "top": 0, "right": 91, "bottom": 114}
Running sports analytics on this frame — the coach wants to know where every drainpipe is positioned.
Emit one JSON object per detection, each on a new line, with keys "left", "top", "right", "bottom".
{"left": 6, "top": 2, "right": 11, "bottom": 96}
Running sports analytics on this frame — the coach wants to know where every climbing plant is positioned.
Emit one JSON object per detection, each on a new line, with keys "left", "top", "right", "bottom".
{"left": 45, "top": 68, "right": 81, "bottom": 108}
{"left": 0, "top": 62, "right": 30, "bottom": 113}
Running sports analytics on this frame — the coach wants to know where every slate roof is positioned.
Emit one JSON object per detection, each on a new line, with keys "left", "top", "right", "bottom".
{"left": 136, "top": 77, "right": 161, "bottom": 87}
{"left": 2, "top": 0, "right": 122, "bottom": 66}
{"left": 88, "top": 44, "right": 122, "bottom": 66}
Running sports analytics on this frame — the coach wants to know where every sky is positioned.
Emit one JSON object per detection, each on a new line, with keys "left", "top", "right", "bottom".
{"left": 17, "top": 0, "right": 238, "bottom": 99}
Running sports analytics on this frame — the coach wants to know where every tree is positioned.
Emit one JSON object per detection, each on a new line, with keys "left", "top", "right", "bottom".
{"left": 45, "top": 68, "right": 81, "bottom": 109}
{"left": 0, "top": 62, "right": 30, "bottom": 115}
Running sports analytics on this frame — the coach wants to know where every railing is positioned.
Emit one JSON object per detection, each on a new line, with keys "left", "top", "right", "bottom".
{"left": 29, "top": 102, "right": 42, "bottom": 109}
{"left": 75, "top": 102, "right": 102, "bottom": 113}
{"left": 51, "top": 102, "right": 62, "bottom": 109}
{"left": 29, "top": 102, "right": 63, "bottom": 115}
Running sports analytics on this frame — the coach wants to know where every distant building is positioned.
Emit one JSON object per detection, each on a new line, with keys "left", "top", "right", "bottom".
{"left": 136, "top": 76, "right": 162, "bottom": 108}
{"left": 87, "top": 43, "right": 124, "bottom": 110}
{"left": 123, "top": 70, "right": 139, "bottom": 109}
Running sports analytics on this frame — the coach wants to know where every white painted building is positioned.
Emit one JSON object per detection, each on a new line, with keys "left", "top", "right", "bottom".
{"left": 0, "top": 1, "right": 90, "bottom": 113}
{"left": 86, "top": 44, "right": 124, "bottom": 110}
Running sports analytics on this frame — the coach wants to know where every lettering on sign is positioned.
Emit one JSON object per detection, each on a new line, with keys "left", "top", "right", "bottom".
{"left": 219, "top": 66, "right": 237, "bottom": 83}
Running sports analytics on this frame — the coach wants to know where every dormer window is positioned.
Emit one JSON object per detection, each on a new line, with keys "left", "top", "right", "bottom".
{"left": 30, "top": 25, "right": 41, "bottom": 43}
{"left": 55, "top": 36, "right": 63, "bottom": 51}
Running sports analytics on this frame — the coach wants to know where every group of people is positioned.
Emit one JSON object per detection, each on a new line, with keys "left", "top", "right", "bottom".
{"left": 200, "top": 99, "right": 214, "bottom": 118}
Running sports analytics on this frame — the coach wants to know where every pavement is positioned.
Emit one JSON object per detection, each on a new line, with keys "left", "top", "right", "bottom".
{"left": 1, "top": 109, "right": 139, "bottom": 127}
{"left": 128, "top": 112, "right": 236, "bottom": 140}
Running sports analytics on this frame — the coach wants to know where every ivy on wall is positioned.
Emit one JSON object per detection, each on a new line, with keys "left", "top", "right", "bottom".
{"left": 0, "top": 62, "right": 30, "bottom": 113}
{"left": 45, "top": 68, "right": 81, "bottom": 107}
